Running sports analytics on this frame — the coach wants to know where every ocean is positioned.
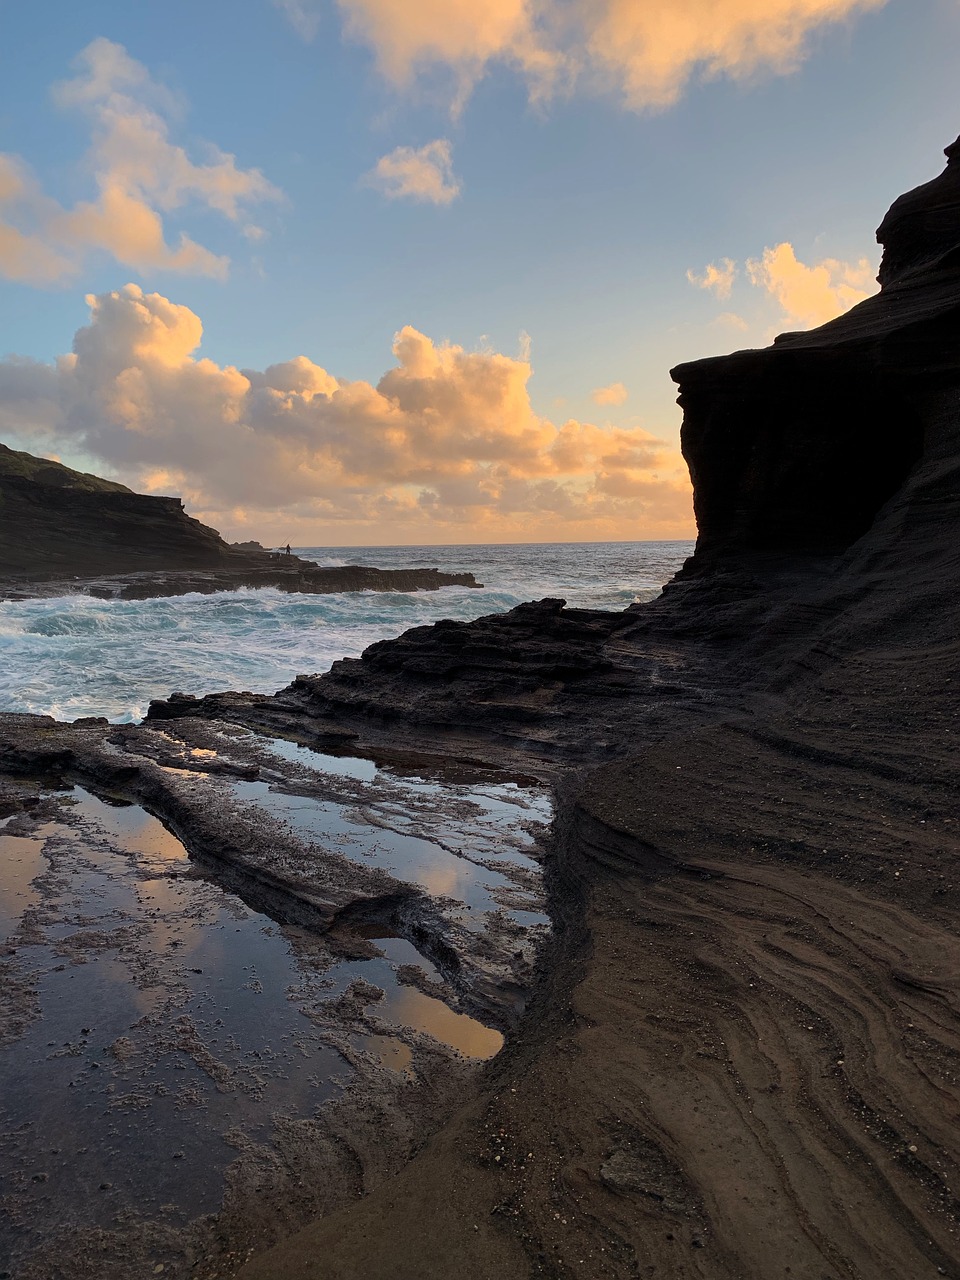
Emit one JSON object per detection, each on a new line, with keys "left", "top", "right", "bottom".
{"left": 0, "top": 540, "right": 693, "bottom": 723}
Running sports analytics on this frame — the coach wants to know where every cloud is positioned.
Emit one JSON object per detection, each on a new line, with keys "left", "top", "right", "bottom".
{"left": 273, "top": 0, "right": 323, "bottom": 41}
{"left": 366, "top": 139, "right": 461, "bottom": 205}
{"left": 687, "top": 257, "right": 737, "bottom": 299}
{"left": 746, "top": 241, "right": 876, "bottom": 328}
{"left": 333, "top": 0, "right": 887, "bottom": 114}
{"left": 712, "top": 311, "right": 749, "bottom": 331}
{"left": 0, "top": 38, "right": 280, "bottom": 285}
{"left": 689, "top": 242, "right": 877, "bottom": 332}
{"left": 0, "top": 284, "right": 693, "bottom": 541}
{"left": 592, "top": 381, "right": 628, "bottom": 406}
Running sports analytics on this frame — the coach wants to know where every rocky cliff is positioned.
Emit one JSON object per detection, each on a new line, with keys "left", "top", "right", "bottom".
{"left": 672, "top": 134, "right": 960, "bottom": 565}
{"left": 0, "top": 442, "right": 481, "bottom": 596}
{"left": 0, "top": 443, "right": 247, "bottom": 577}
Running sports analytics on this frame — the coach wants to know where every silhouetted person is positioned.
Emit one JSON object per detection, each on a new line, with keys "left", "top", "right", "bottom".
{"left": 285, "top": 543, "right": 291, "bottom": 557}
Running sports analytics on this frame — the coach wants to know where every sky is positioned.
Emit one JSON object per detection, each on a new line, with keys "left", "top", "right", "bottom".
{"left": 0, "top": 0, "right": 958, "bottom": 546}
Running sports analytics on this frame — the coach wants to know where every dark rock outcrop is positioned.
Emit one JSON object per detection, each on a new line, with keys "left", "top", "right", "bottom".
{"left": 0, "top": 442, "right": 480, "bottom": 598}
{"left": 0, "top": 563, "right": 480, "bottom": 602}
{"left": 0, "top": 442, "right": 246, "bottom": 576}
{"left": 146, "top": 597, "right": 697, "bottom": 764}
{"left": 671, "top": 134, "right": 960, "bottom": 566}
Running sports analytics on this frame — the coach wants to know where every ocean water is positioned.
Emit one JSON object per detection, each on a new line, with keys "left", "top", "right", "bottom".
{"left": 0, "top": 540, "right": 692, "bottom": 723}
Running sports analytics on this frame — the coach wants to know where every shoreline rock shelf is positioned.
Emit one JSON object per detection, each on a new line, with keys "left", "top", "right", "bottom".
{"left": 0, "top": 563, "right": 481, "bottom": 602}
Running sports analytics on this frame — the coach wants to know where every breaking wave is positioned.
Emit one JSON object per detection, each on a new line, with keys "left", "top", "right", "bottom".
{"left": 0, "top": 540, "right": 692, "bottom": 722}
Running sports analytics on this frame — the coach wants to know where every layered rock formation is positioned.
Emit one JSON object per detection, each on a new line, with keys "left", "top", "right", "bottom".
{"left": 0, "top": 442, "right": 245, "bottom": 576}
{"left": 3, "top": 137, "right": 960, "bottom": 1280}
{"left": 673, "top": 134, "right": 960, "bottom": 565}
{"left": 0, "top": 442, "right": 480, "bottom": 597}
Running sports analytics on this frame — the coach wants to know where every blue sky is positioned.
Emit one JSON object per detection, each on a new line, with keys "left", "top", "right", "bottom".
{"left": 0, "top": 0, "right": 958, "bottom": 543}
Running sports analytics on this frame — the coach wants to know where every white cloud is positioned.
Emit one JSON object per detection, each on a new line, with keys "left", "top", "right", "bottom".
{"left": 333, "top": 0, "right": 888, "bottom": 114}
{"left": 592, "top": 381, "right": 628, "bottom": 406}
{"left": 0, "top": 284, "right": 693, "bottom": 541}
{"left": 366, "top": 139, "right": 461, "bottom": 205}
{"left": 687, "top": 257, "right": 737, "bottom": 299}
{"left": 746, "top": 241, "right": 876, "bottom": 328}
{"left": 0, "top": 38, "right": 280, "bottom": 285}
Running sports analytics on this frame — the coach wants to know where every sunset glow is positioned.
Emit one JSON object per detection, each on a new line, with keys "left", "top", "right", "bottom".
{"left": 1, "top": 1, "right": 955, "bottom": 542}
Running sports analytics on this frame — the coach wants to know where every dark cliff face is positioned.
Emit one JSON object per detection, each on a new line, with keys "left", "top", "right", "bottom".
{"left": 0, "top": 443, "right": 241, "bottom": 576}
{"left": 672, "top": 135, "right": 960, "bottom": 566}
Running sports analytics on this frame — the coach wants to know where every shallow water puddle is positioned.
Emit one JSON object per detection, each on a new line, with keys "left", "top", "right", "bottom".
{"left": 0, "top": 829, "right": 48, "bottom": 942}
{"left": 225, "top": 734, "right": 553, "bottom": 934}
{"left": 0, "top": 785, "right": 503, "bottom": 1269}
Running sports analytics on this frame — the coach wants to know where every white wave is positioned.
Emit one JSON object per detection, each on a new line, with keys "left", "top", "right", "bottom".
{"left": 0, "top": 541, "right": 692, "bottom": 722}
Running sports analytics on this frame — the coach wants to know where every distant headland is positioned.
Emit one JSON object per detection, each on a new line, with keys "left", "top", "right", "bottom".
{"left": 0, "top": 441, "right": 480, "bottom": 599}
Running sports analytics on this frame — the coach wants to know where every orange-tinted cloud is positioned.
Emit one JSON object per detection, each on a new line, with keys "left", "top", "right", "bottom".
{"left": 592, "top": 381, "right": 628, "bottom": 406}
{"left": 688, "top": 241, "right": 877, "bottom": 331}
{"left": 331, "top": 0, "right": 887, "bottom": 113}
{"left": 746, "top": 241, "right": 876, "bottom": 328}
{"left": 0, "top": 284, "right": 693, "bottom": 541}
{"left": 687, "top": 258, "right": 737, "bottom": 299}
{"left": 0, "top": 39, "right": 279, "bottom": 285}
{"left": 366, "top": 139, "right": 461, "bottom": 204}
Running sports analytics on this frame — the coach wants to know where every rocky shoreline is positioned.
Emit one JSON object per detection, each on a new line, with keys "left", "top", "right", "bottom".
{"left": 0, "top": 563, "right": 481, "bottom": 603}
{"left": 2, "top": 135, "right": 959, "bottom": 1279}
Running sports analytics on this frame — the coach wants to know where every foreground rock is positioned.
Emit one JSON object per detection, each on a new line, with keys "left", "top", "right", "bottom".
{"left": 0, "top": 713, "right": 549, "bottom": 1279}
{"left": 208, "top": 137, "right": 956, "bottom": 1280}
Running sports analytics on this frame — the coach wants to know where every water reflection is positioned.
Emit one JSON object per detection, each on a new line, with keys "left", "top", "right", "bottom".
{"left": 225, "top": 774, "right": 544, "bottom": 926}
{"left": 0, "top": 830, "right": 47, "bottom": 941}
{"left": 1, "top": 784, "right": 509, "bottom": 1267}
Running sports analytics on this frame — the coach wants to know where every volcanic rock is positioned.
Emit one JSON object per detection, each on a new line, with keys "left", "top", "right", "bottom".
{"left": 0, "top": 442, "right": 245, "bottom": 577}
{"left": 6, "top": 134, "right": 960, "bottom": 1280}
{"left": 0, "top": 442, "right": 480, "bottom": 598}
{"left": 672, "top": 133, "right": 960, "bottom": 565}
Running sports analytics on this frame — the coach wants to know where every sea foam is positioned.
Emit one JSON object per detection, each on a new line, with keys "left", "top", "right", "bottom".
{"left": 0, "top": 540, "right": 692, "bottom": 722}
